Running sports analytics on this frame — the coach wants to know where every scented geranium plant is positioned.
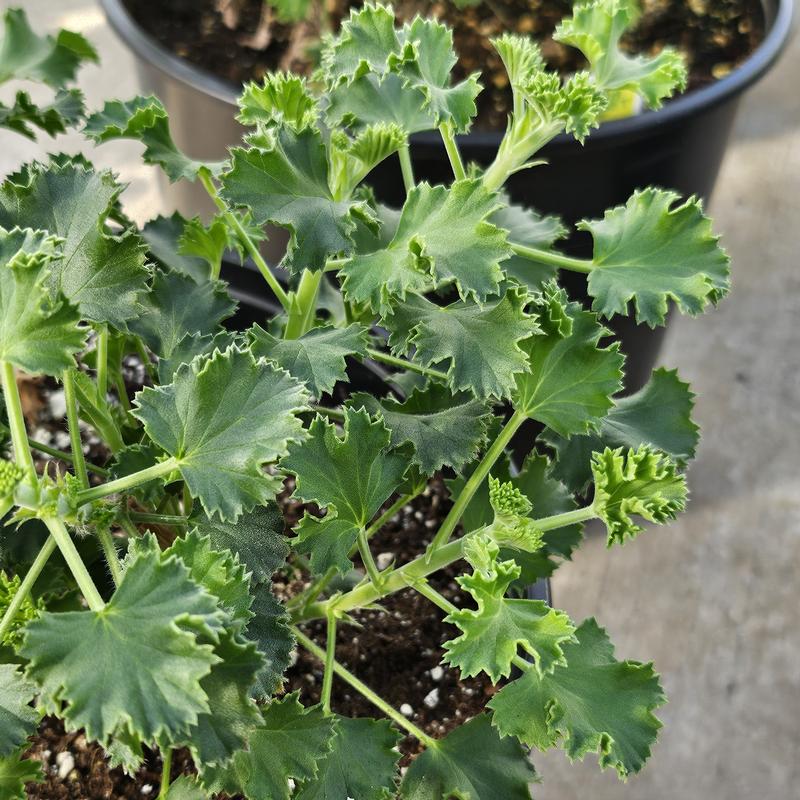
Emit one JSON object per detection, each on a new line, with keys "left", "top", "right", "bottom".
{"left": 0, "top": 3, "right": 727, "bottom": 798}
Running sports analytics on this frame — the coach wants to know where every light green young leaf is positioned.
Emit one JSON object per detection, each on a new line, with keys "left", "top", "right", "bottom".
{"left": 295, "top": 715, "right": 400, "bottom": 800}
{"left": 492, "top": 33, "right": 544, "bottom": 89}
{"left": 0, "top": 665, "right": 38, "bottom": 757}
{"left": 555, "top": 0, "right": 687, "bottom": 108}
{"left": 202, "top": 693, "right": 335, "bottom": 800}
{"left": 350, "top": 384, "right": 491, "bottom": 475}
{"left": 84, "top": 96, "right": 210, "bottom": 182}
{"left": 488, "top": 618, "right": 665, "bottom": 778}
{"left": 0, "top": 748, "right": 42, "bottom": 800}
{"left": 513, "top": 286, "right": 623, "bottom": 436}
{"left": 164, "top": 775, "right": 208, "bottom": 800}
{"left": 281, "top": 407, "right": 407, "bottom": 574}
{"left": 443, "top": 535, "right": 575, "bottom": 680}
{"left": 141, "top": 213, "right": 210, "bottom": 282}
{"left": 191, "top": 504, "right": 288, "bottom": 586}
{"left": 71, "top": 368, "right": 125, "bottom": 452}
{"left": 237, "top": 73, "right": 318, "bottom": 129}
{"left": 178, "top": 216, "right": 231, "bottom": 276}
{"left": 249, "top": 323, "right": 369, "bottom": 399}
{"left": 221, "top": 126, "right": 374, "bottom": 272}
{"left": 21, "top": 536, "right": 226, "bottom": 746}
{"left": 0, "top": 227, "right": 85, "bottom": 375}
{"left": 130, "top": 269, "right": 236, "bottom": 359}
{"left": 543, "top": 367, "right": 699, "bottom": 493}
{"left": 245, "top": 586, "right": 295, "bottom": 698}
{"left": 0, "top": 87, "right": 85, "bottom": 139}
{"left": 384, "top": 288, "right": 538, "bottom": 399}
{"left": 0, "top": 7, "right": 97, "bottom": 87}
{"left": 400, "top": 714, "right": 535, "bottom": 800}
{"left": 591, "top": 446, "right": 687, "bottom": 545}
{"left": 134, "top": 347, "right": 309, "bottom": 522}
{"left": 580, "top": 188, "right": 730, "bottom": 327}
{"left": 0, "top": 572, "right": 40, "bottom": 648}
{"left": 0, "top": 158, "right": 150, "bottom": 329}
{"left": 329, "top": 123, "right": 407, "bottom": 198}
{"left": 341, "top": 179, "right": 510, "bottom": 309}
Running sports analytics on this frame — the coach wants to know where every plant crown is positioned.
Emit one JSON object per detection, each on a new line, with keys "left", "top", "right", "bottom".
{"left": 0, "top": 3, "right": 725, "bottom": 798}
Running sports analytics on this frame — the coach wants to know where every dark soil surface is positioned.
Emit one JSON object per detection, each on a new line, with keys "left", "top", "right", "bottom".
{"left": 122, "top": 0, "right": 765, "bottom": 129}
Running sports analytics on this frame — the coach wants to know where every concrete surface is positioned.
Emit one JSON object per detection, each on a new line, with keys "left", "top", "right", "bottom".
{"left": 2, "top": 2, "right": 799, "bottom": 798}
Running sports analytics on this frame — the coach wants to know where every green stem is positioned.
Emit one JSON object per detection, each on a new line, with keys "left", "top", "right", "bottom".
{"left": 286, "top": 565, "right": 337, "bottom": 612}
{"left": 321, "top": 606, "right": 337, "bottom": 714}
{"left": 0, "top": 424, "right": 108, "bottom": 477}
{"left": 365, "top": 491, "right": 418, "bottom": 540}
{"left": 293, "top": 627, "right": 437, "bottom": 747}
{"left": 75, "top": 457, "right": 179, "bottom": 506}
{"left": 537, "top": 504, "right": 597, "bottom": 531}
{"left": 113, "top": 371, "right": 132, "bottom": 413}
{"left": 408, "top": 577, "right": 458, "bottom": 615}
{"left": 324, "top": 256, "right": 349, "bottom": 273}
{"left": 134, "top": 339, "right": 157, "bottom": 383}
{"left": 96, "top": 326, "right": 109, "bottom": 399}
{"left": 0, "top": 536, "right": 57, "bottom": 641}
{"left": 128, "top": 511, "right": 190, "bottom": 526}
{"left": 158, "top": 749, "right": 173, "bottom": 800}
{"left": 509, "top": 242, "right": 594, "bottom": 274}
{"left": 63, "top": 369, "right": 89, "bottom": 489}
{"left": 44, "top": 517, "right": 105, "bottom": 611}
{"left": 97, "top": 527, "right": 123, "bottom": 587}
{"left": 439, "top": 123, "right": 466, "bottom": 181}
{"left": 366, "top": 348, "right": 448, "bottom": 382}
{"left": 199, "top": 169, "right": 290, "bottom": 311}
{"left": 398, "top": 144, "right": 415, "bottom": 193}
{"left": 427, "top": 409, "right": 527, "bottom": 555}
{"left": 357, "top": 528, "right": 383, "bottom": 588}
{"left": 0, "top": 361, "right": 35, "bottom": 480}
{"left": 310, "top": 404, "right": 345, "bottom": 422}
{"left": 284, "top": 268, "right": 323, "bottom": 339}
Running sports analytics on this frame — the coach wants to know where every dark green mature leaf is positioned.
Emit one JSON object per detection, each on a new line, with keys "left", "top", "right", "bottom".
{"left": 109, "top": 443, "right": 164, "bottom": 505}
{"left": 238, "top": 73, "right": 318, "bottom": 129}
{"left": 84, "top": 96, "right": 210, "bottom": 182}
{"left": 513, "top": 287, "right": 623, "bottom": 436}
{"left": 164, "top": 776, "right": 208, "bottom": 800}
{"left": 295, "top": 716, "right": 400, "bottom": 800}
{"left": 489, "top": 618, "right": 665, "bottom": 778}
{"left": 0, "top": 158, "right": 149, "bottom": 329}
{"left": 249, "top": 323, "right": 369, "bottom": 398}
{"left": 591, "top": 446, "right": 687, "bottom": 545}
{"left": 341, "top": 179, "right": 509, "bottom": 310}
{"left": 157, "top": 330, "right": 236, "bottom": 384}
{"left": 202, "top": 693, "right": 335, "bottom": 800}
{"left": 350, "top": 384, "right": 491, "bottom": 475}
{"left": 580, "top": 188, "right": 730, "bottom": 327}
{"left": 544, "top": 368, "right": 699, "bottom": 493}
{"left": 131, "top": 269, "right": 236, "bottom": 359}
{"left": 555, "top": 0, "right": 686, "bottom": 108}
{"left": 21, "top": 536, "right": 225, "bottom": 746}
{"left": 0, "top": 88, "right": 85, "bottom": 139}
{"left": 221, "top": 126, "right": 374, "bottom": 272}
{"left": 191, "top": 504, "right": 288, "bottom": 585}
{"left": 0, "top": 227, "right": 85, "bottom": 375}
{"left": 0, "top": 748, "right": 42, "bottom": 799}
{"left": 0, "top": 8, "right": 97, "bottom": 87}
{"left": 141, "top": 213, "right": 210, "bottom": 282}
{"left": 0, "top": 665, "right": 38, "bottom": 757}
{"left": 384, "top": 289, "right": 538, "bottom": 399}
{"left": 134, "top": 347, "right": 309, "bottom": 521}
{"left": 443, "top": 535, "right": 575, "bottom": 681}
{"left": 281, "top": 408, "right": 407, "bottom": 574}
{"left": 400, "top": 714, "right": 535, "bottom": 800}
{"left": 245, "top": 586, "right": 294, "bottom": 698}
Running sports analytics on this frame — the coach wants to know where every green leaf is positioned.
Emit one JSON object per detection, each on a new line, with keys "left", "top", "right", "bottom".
{"left": 202, "top": 693, "right": 335, "bottom": 800}
{"left": 491, "top": 200, "right": 566, "bottom": 292}
{"left": 341, "top": 180, "right": 509, "bottom": 310}
{"left": 443, "top": 535, "right": 575, "bottom": 681}
{"left": 191, "top": 504, "right": 288, "bottom": 585}
{"left": 109, "top": 443, "right": 164, "bottom": 505}
{"left": 0, "top": 7, "right": 97, "bottom": 87}
{"left": 0, "top": 572, "right": 41, "bottom": 648}
{"left": 131, "top": 269, "right": 236, "bottom": 359}
{"left": 0, "top": 227, "right": 85, "bottom": 374}
{"left": 513, "top": 287, "right": 623, "bottom": 436}
{"left": 245, "top": 585, "right": 295, "bottom": 698}
{"left": 329, "top": 123, "right": 407, "bottom": 198}
{"left": 492, "top": 33, "right": 544, "bottom": 89}
{"left": 543, "top": 367, "right": 699, "bottom": 493}
{"left": 238, "top": 73, "right": 318, "bottom": 128}
{"left": 71, "top": 368, "right": 125, "bottom": 453}
{"left": 134, "top": 347, "right": 309, "bottom": 521}
{"left": 157, "top": 330, "right": 236, "bottom": 384}
{"left": 295, "top": 715, "right": 400, "bottom": 800}
{"left": 84, "top": 96, "right": 211, "bottom": 182}
{"left": 0, "top": 158, "right": 150, "bottom": 329}
{"left": 21, "top": 535, "right": 226, "bottom": 746}
{"left": 0, "top": 88, "right": 85, "bottom": 139}
{"left": 221, "top": 126, "right": 374, "bottom": 272}
{"left": 164, "top": 775, "right": 208, "bottom": 800}
{"left": 249, "top": 323, "right": 368, "bottom": 399}
{"left": 400, "top": 714, "right": 535, "bottom": 800}
{"left": 555, "top": 0, "right": 687, "bottom": 108}
{"left": 488, "top": 618, "right": 665, "bottom": 778}
{"left": 178, "top": 216, "right": 231, "bottom": 277}
{"left": 591, "top": 446, "right": 687, "bottom": 545}
{"left": 350, "top": 384, "right": 491, "bottom": 475}
{"left": 0, "top": 748, "right": 42, "bottom": 799}
{"left": 141, "top": 213, "right": 210, "bottom": 282}
{"left": 384, "top": 289, "right": 538, "bottom": 400}
{"left": 0, "top": 665, "right": 38, "bottom": 757}
{"left": 579, "top": 188, "right": 730, "bottom": 327}
{"left": 281, "top": 407, "right": 407, "bottom": 574}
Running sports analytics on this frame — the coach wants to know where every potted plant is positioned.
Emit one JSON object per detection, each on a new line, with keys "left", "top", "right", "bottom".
{"left": 2, "top": 6, "right": 727, "bottom": 798}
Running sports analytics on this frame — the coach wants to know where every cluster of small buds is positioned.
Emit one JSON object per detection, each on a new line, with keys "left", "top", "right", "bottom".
{"left": 488, "top": 475, "right": 532, "bottom": 518}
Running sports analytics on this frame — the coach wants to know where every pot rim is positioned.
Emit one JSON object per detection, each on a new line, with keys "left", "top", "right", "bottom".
{"left": 102, "top": 0, "right": 793, "bottom": 149}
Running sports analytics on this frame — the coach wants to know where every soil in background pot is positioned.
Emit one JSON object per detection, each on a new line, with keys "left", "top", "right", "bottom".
{"left": 122, "top": 0, "right": 765, "bottom": 130}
